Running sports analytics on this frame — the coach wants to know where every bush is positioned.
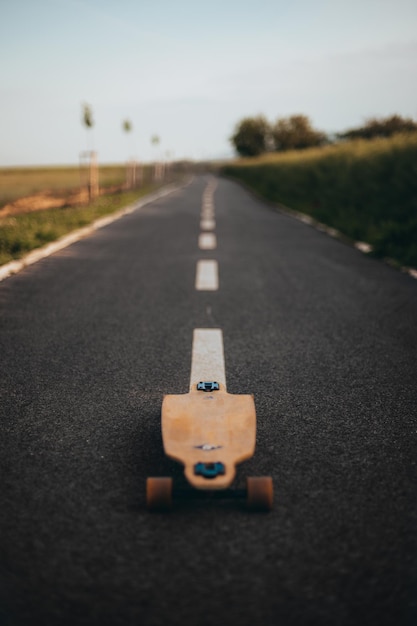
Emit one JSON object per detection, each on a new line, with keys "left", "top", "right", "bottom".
{"left": 222, "top": 133, "right": 417, "bottom": 268}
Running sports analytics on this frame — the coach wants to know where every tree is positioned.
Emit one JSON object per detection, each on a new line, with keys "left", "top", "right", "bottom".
{"left": 338, "top": 115, "right": 417, "bottom": 141}
{"left": 122, "top": 119, "right": 135, "bottom": 188}
{"left": 230, "top": 116, "right": 271, "bottom": 157}
{"left": 122, "top": 118, "right": 133, "bottom": 157}
{"left": 80, "top": 102, "right": 98, "bottom": 199}
{"left": 81, "top": 103, "right": 94, "bottom": 133}
{"left": 272, "top": 115, "right": 327, "bottom": 151}
{"left": 151, "top": 135, "right": 162, "bottom": 180}
{"left": 81, "top": 102, "right": 95, "bottom": 153}
{"left": 123, "top": 119, "right": 132, "bottom": 133}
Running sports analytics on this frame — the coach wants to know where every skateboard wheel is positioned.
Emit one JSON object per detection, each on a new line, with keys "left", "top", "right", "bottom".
{"left": 146, "top": 477, "right": 173, "bottom": 512}
{"left": 246, "top": 477, "right": 273, "bottom": 512}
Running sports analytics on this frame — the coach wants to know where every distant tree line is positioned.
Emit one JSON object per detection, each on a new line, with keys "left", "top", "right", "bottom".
{"left": 230, "top": 114, "right": 417, "bottom": 157}
{"left": 337, "top": 115, "right": 417, "bottom": 141}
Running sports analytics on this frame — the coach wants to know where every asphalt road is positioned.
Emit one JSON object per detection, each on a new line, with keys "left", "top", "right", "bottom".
{"left": 1, "top": 175, "right": 416, "bottom": 626}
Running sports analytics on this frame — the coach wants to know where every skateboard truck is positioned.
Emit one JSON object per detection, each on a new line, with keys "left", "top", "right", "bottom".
{"left": 194, "top": 462, "right": 225, "bottom": 478}
{"left": 197, "top": 381, "right": 220, "bottom": 392}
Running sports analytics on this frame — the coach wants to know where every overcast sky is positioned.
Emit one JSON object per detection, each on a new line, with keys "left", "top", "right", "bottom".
{"left": 1, "top": 0, "right": 417, "bottom": 166}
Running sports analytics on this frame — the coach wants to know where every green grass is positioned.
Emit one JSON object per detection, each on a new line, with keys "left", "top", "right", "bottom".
{"left": 221, "top": 133, "right": 417, "bottom": 268}
{"left": 0, "top": 184, "right": 161, "bottom": 266}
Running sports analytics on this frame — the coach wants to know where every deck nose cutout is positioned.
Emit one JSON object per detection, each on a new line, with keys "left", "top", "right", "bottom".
{"left": 194, "top": 462, "right": 225, "bottom": 479}
{"left": 197, "top": 382, "right": 220, "bottom": 392}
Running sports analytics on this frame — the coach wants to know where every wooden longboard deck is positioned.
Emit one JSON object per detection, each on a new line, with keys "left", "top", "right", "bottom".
{"left": 161, "top": 384, "right": 256, "bottom": 489}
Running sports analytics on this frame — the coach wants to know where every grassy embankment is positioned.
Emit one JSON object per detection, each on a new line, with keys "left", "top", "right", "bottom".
{"left": 221, "top": 133, "right": 417, "bottom": 268}
{"left": 0, "top": 164, "right": 131, "bottom": 206}
{"left": 0, "top": 164, "right": 167, "bottom": 266}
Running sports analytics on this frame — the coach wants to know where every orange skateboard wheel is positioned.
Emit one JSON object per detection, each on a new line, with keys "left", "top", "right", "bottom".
{"left": 146, "top": 477, "right": 173, "bottom": 512}
{"left": 246, "top": 476, "right": 273, "bottom": 512}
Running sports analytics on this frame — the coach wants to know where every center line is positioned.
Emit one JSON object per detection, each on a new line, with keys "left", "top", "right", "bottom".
{"left": 195, "top": 259, "right": 218, "bottom": 290}
{"left": 190, "top": 328, "right": 226, "bottom": 390}
{"left": 200, "top": 218, "right": 216, "bottom": 231}
{"left": 199, "top": 233, "right": 217, "bottom": 250}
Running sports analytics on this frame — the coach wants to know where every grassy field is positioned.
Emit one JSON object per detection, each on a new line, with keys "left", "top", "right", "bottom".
{"left": 0, "top": 164, "right": 153, "bottom": 207}
{"left": 221, "top": 133, "right": 417, "bottom": 268}
{"left": 0, "top": 183, "right": 166, "bottom": 266}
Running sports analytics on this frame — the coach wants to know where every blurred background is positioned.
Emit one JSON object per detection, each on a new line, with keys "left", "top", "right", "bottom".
{"left": 1, "top": 0, "right": 416, "bottom": 166}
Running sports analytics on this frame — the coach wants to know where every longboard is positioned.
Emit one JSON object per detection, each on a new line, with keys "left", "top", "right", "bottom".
{"left": 146, "top": 381, "right": 273, "bottom": 511}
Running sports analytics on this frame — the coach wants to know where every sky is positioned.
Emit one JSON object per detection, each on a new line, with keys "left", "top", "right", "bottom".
{"left": 1, "top": 0, "right": 417, "bottom": 166}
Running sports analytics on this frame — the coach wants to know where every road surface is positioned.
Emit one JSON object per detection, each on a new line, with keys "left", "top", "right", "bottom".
{"left": 1, "top": 175, "right": 416, "bottom": 625}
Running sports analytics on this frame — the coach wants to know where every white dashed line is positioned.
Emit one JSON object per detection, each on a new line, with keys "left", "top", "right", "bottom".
{"left": 189, "top": 328, "right": 226, "bottom": 390}
{"left": 198, "top": 233, "right": 217, "bottom": 250}
{"left": 200, "top": 219, "right": 216, "bottom": 231}
{"left": 200, "top": 179, "right": 217, "bottom": 233}
{"left": 195, "top": 259, "right": 218, "bottom": 290}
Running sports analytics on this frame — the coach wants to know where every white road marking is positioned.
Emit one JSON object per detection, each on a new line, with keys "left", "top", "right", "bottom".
{"left": 206, "top": 178, "right": 218, "bottom": 193}
{"left": 200, "top": 219, "right": 216, "bottom": 231}
{"left": 200, "top": 179, "right": 217, "bottom": 233}
{"left": 355, "top": 241, "right": 373, "bottom": 254}
{"left": 198, "top": 233, "right": 217, "bottom": 250}
{"left": 190, "top": 328, "right": 226, "bottom": 390}
{"left": 195, "top": 259, "right": 218, "bottom": 290}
